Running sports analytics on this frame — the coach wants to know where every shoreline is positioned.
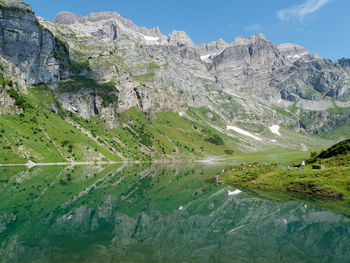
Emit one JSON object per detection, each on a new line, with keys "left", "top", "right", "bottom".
{"left": 221, "top": 161, "right": 350, "bottom": 216}
{"left": 0, "top": 158, "right": 228, "bottom": 168}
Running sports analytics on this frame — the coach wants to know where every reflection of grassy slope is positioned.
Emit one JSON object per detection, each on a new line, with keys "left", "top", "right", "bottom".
{"left": 0, "top": 164, "right": 121, "bottom": 241}
{"left": 0, "top": 164, "right": 225, "bottom": 243}
{"left": 222, "top": 140, "right": 350, "bottom": 216}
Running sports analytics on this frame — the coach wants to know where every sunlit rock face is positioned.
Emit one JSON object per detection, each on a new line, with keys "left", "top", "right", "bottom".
{"left": 0, "top": 2, "right": 70, "bottom": 85}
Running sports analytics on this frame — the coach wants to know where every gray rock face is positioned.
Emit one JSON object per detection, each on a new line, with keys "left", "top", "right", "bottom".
{"left": 278, "top": 43, "right": 319, "bottom": 63}
{"left": 56, "top": 90, "right": 120, "bottom": 129}
{"left": 168, "top": 30, "right": 195, "bottom": 47}
{"left": 54, "top": 11, "right": 162, "bottom": 41}
{"left": 276, "top": 59, "right": 350, "bottom": 101}
{"left": 91, "top": 21, "right": 118, "bottom": 40}
{"left": 0, "top": 0, "right": 31, "bottom": 11}
{"left": 214, "top": 34, "right": 284, "bottom": 68}
{"left": 197, "top": 39, "right": 229, "bottom": 62}
{"left": 0, "top": 4, "right": 70, "bottom": 85}
{"left": 53, "top": 11, "right": 85, "bottom": 25}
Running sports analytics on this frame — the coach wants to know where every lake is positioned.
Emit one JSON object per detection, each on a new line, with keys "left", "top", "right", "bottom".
{"left": 0, "top": 163, "right": 350, "bottom": 262}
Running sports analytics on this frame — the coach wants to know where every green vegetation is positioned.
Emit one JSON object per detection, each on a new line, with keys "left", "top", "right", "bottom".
{"left": 0, "top": 86, "right": 120, "bottom": 163}
{"left": 6, "top": 88, "right": 31, "bottom": 110}
{"left": 0, "top": 72, "right": 19, "bottom": 90}
{"left": 317, "top": 139, "right": 350, "bottom": 159}
{"left": 319, "top": 123, "right": 350, "bottom": 140}
{"left": 0, "top": 85, "right": 245, "bottom": 163}
{"left": 58, "top": 76, "right": 116, "bottom": 94}
{"left": 57, "top": 76, "right": 118, "bottom": 107}
{"left": 205, "top": 134, "right": 224, "bottom": 145}
{"left": 222, "top": 139, "right": 350, "bottom": 216}
{"left": 133, "top": 72, "right": 155, "bottom": 82}
{"left": 0, "top": 3, "right": 33, "bottom": 15}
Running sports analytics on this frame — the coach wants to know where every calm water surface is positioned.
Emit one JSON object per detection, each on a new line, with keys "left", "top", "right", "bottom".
{"left": 0, "top": 163, "right": 350, "bottom": 262}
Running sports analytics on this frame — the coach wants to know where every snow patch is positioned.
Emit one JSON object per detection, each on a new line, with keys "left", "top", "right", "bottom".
{"left": 200, "top": 54, "right": 211, "bottom": 60}
{"left": 228, "top": 190, "right": 242, "bottom": 196}
{"left": 179, "top": 206, "right": 184, "bottom": 210}
{"left": 200, "top": 53, "right": 219, "bottom": 61}
{"left": 227, "top": 126, "right": 263, "bottom": 141}
{"left": 270, "top": 139, "right": 277, "bottom": 143}
{"left": 179, "top": 112, "right": 185, "bottom": 117}
{"left": 269, "top": 125, "right": 281, "bottom": 136}
{"left": 142, "top": 34, "right": 159, "bottom": 41}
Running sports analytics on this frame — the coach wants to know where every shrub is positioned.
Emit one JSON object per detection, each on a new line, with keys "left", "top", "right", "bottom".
{"left": 6, "top": 89, "right": 32, "bottom": 110}
{"left": 205, "top": 134, "right": 224, "bottom": 145}
{"left": 224, "top": 149, "right": 234, "bottom": 155}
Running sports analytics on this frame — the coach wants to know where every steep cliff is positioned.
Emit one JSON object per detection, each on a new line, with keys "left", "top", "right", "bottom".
{"left": 0, "top": 0, "right": 70, "bottom": 85}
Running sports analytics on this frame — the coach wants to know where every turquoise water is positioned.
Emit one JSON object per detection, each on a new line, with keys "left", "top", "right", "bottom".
{"left": 0, "top": 164, "right": 350, "bottom": 262}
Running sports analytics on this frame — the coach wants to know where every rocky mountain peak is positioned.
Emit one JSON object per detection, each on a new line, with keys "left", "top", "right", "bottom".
{"left": 278, "top": 43, "right": 319, "bottom": 63}
{"left": 0, "top": 0, "right": 31, "bottom": 10}
{"left": 197, "top": 39, "right": 229, "bottom": 62}
{"left": 150, "top": 26, "right": 162, "bottom": 37}
{"left": 53, "top": 10, "right": 165, "bottom": 44}
{"left": 214, "top": 33, "right": 281, "bottom": 68}
{"left": 53, "top": 11, "right": 85, "bottom": 25}
{"left": 168, "top": 30, "right": 195, "bottom": 47}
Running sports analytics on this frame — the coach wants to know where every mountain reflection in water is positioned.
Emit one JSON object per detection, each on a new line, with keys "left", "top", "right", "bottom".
{"left": 0, "top": 164, "right": 350, "bottom": 263}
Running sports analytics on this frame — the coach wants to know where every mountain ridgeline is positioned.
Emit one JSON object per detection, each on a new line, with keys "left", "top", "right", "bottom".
{"left": 0, "top": 0, "right": 349, "bottom": 162}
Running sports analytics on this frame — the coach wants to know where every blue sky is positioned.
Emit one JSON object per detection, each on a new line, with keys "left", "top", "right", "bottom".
{"left": 27, "top": 0, "right": 349, "bottom": 60}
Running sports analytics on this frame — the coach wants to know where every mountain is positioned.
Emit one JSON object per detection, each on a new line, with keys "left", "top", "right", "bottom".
{"left": 0, "top": 1, "right": 349, "bottom": 163}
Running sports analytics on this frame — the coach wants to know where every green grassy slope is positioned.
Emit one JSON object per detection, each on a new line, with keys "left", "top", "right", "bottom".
{"left": 0, "top": 81, "right": 339, "bottom": 164}
{"left": 0, "top": 86, "right": 249, "bottom": 163}
{"left": 0, "top": 87, "right": 120, "bottom": 163}
{"left": 222, "top": 139, "right": 350, "bottom": 216}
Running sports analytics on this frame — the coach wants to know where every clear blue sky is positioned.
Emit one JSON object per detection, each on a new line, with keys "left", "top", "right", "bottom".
{"left": 27, "top": 0, "right": 349, "bottom": 60}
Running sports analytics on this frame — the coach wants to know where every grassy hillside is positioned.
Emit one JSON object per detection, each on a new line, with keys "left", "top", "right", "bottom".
{"left": 0, "top": 86, "right": 248, "bottom": 164}
{"left": 222, "top": 139, "right": 350, "bottom": 216}
{"left": 0, "top": 83, "right": 338, "bottom": 164}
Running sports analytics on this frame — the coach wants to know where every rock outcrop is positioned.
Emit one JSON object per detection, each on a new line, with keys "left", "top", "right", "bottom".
{"left": 278, "top": 43, "right": 319, "bottom": 63}
{"left": 0, "top": 1, "right": 70, "bottom": 85}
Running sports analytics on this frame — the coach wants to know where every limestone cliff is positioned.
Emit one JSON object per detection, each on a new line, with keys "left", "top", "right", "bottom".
{"left": 0, "top": 0, "right": 70, "bottom": 85}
